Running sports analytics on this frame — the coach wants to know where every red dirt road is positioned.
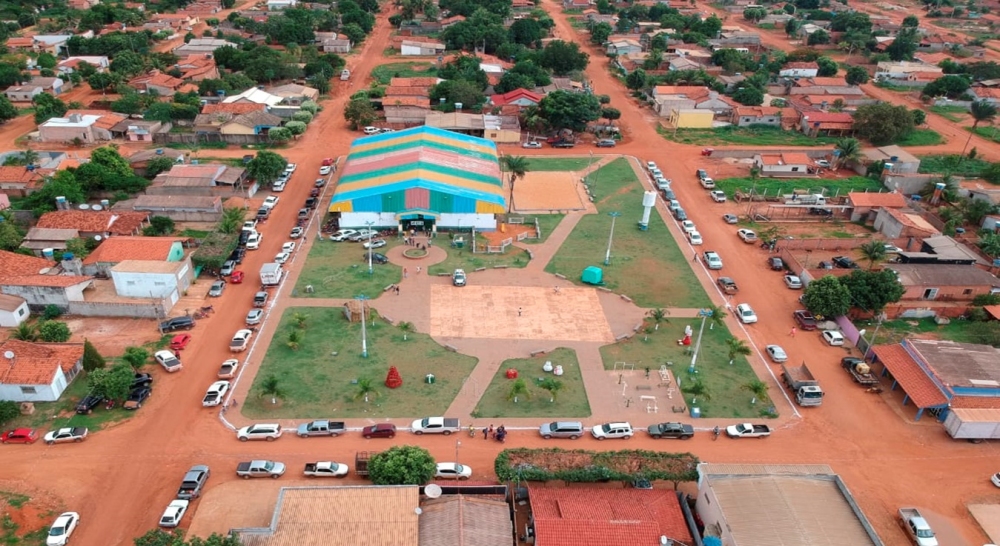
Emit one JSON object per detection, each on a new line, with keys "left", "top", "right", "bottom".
{"left": 2, "top": 2, "right": 1000, "bottom": 546}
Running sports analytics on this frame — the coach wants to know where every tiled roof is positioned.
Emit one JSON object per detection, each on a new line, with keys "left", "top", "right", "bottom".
{"left": 0, "top": 274, "right": 92, "bottom": 287}
{"left": 201, "top": 102, "right": 266, "bottom": 115}
{"left": 64, "top": 109, "right": 126, "bottom": 130}
{"left": 984, "top": 304, "right": 1000, "bottom": 321}
{"left": 0, "top": 293, "right": 27, "bottom": 312}
{"left": 529, "top": 487, "right": 692, "bottom": 546}
{"left": 390, "top": 77, "right": 441, "bottom": 88}
{"left": 418, "top": 496, "right": 510, "bottom": 546}
{"left": 653, "top": 85, "right": 710, "bottom": 100}
{"left": 735, "top": 106, "right": 780, "bottom": 117}
{"left": 385, "top": 86, "right": 431, "bottom": 97}
{"left": 0, "top": 166, "right": 48, "bottom": 187}
{"left": 848, "top": 192, "right": 907, "bottom": 208}
{"left": 489, "top": 88, "right": 542, "bottom": 106}
{"left": 872, "top": 344, "right": 948, "bottom": 407}
{"left": 147, "top": 72, "right": 186, "bottom": 89}
{"left": 757, "top": 152, "right": 813, "bottom": 166}
{"left": 0, "top": 340, "right": 84, "bottom": 385}
{"left": 0, "top": 250, "right": 56, "bottom": 275}
{"left": 82, "top": 236, "right": 183, "bottom": 264}
{"left": 227, "top": 110, "right": 282, "bottom": 128}
{"left": 383, "top": 96, "right": 431, "bottom": 108}
{"left": 36, "top": 210, "right": 149, "bottom": 235}
{"left": 784, "top": 61, "right": 818, "bottom": 69}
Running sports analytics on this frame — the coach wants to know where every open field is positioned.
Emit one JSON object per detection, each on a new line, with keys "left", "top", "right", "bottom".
{"left": 371, "top": 61, "right": 436, "bottom": 84}
{"left": 658, "top": 125, "right": 840, "bottom": 146}
{"left": 895, "top": 129, "right": 944, "bottom": 146}
{"left": 545, "top": 158, "right": 710, "bottom": 308}
{"left": 525, "top": 157, "right": 595, "bottom": 171}
{"left": 918, "top": 154, "right": 989, "bottom": 177}
{"left": 472, "top": 348, "right": 591, "bottom": 419}
{"left": 243, "top": 307, "right": 478, "bottom": 419}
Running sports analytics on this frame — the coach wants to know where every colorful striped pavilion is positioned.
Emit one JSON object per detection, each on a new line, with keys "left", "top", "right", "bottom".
{"left": 328, "top": 126, "right": 506, "bottom": 231}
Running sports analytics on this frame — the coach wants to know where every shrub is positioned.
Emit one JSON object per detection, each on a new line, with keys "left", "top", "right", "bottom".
{"left": 972, "top": 293, "right": 1000, "bottom": 306}
{"left": 0, "top": 401, "right": 19, "bottom": 427}
{"left": 82, "top": 339, "right": 106, "bottom": 371}
{"left": 494, "top": 448, "right": 699, "bottom": 487}
{"left": 42, "top": 304, "right": 63, "bottom": 320}
{"left": 38, "top": 320, "right": 71, "bottom": 342}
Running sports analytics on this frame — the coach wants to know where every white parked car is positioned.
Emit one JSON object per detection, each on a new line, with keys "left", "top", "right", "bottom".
{"left": 522, "top": 141, "right": 542, "bottom": 148}
{"left": 646, "top": 161, "right": 658, "bottom": 172}
{"left": 681, "top": 220, "right": 696, "bottom": 234}
{"left": 434, "top": 462, "right": 473, "bottom": 480}
{"left": 202, "top": 381, "right": 230, "bottom": 407}
{"left": 246, "top": 308, "right": 263, "bottom": 326}
{"left": 273, "top": 180, "right": 286, "bottom": 192}
{"left": 159, "top": 500, "right": 189, "bottom": 528}
{"left": 46, "top": 512, "right": 80, "bottom": 546}
{"left": 737, "top": 229, "right": 757, "bottom": 243}
{"left": 246, "top": 232, "right": 262, "bottom": 250}
{"left": 363, "top": 126, "right": 380, "bottom": 135}
{"left": 281, "top": 242, "right": 296, "bottom": 253}
{"left": 992, "top": 472, "right": 1000, "bottom": 488}
{"left": 363, "top": 239, "right": 387, "bottom": 249}
{"left": 274, "top": 252, "right": 290, "bottom": 264}
{"left": 822, "top": 330, "right": 845, "bottom": 346}
{"left": 330, "top": 229, "right": 358, "bottom": 242}
{"left": 154, "top": 350, "right": 183, "bottom": 373}
{"left": 591, "top": 422, "right": 634, "bottom": 440}
{"left": 263, "top": 196, "right": 279, "bottom": 209}
{"left": 736, "top": 303, "right": 757, "bottom": 324}
{"left": 319, "top": 165, "right": 332, "bottom": 175}
{"left": 289, "top": 227, "right": 304, "bottom": 239}
{"left": 766, "top": 345, "right": 788, "bottom": 363}
{"left": 784, "top": 275, "right": 803, "bottom": 289}
{"left": 283, "top": 163, "right": 297, "bottom": 174}
{"left": 703, "top": 251, "right": 723, "bottom": 270}
{"left": 237, "top": 423, "right": 283, "bottom": 442}
{"left": 230, "top": 329, "right": 253, "bottom": 352}
{"left": 242, "top": 220, "right": 257, "bottom": 232}
{"left": 688, "top": 231, "right": 703, "bottom": 245}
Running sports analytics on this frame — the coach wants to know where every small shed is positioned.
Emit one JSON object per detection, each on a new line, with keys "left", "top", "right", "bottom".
{"left": 343, "top": 299, "right": 371, "bottom": 322}
{"left": 581, "top": 266, "right": 604, "bottom": 285}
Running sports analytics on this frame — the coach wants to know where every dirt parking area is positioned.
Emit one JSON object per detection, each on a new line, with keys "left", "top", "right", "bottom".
{"left": 63, "top": 316, "right": 165, "bottom": 356}
{"left": 186, "top": 479, "right": 285, "bottom": 536}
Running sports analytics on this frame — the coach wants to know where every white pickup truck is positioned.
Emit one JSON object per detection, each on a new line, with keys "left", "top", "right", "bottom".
{"left": 899, "top": 508, "right": 938, "bottom": 546}
{"left": 411, "top": 417, "right": 461, "bottom": 435}
{"left": 303, "top": 461, "right": 349, "bottom": 478}
{"left": 726, "top": 423, "right": 771, "bottom": 438}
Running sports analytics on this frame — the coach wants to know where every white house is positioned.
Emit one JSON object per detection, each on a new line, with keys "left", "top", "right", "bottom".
{"left": 753, "top": 152, "right": 814, "bottom": 176}
{"left": 0, "top": 340, "right": 84, "bottom": 402}
{"left": 779, "top": 61, "right": 819, "bottom": 78}
{"left": 267, "top": 0, "right": 297, "bottom": 9}
{"left": 110, "top": 259, "right": 192, "bottom": 303}
{"left": 57, "top": 56, "right": 110, "bottom": 74}
{"left": 0, "top": 294, "right": 29, "bottom": 327}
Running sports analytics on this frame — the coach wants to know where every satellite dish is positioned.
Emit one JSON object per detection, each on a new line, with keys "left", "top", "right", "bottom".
{"left": 425, "top": 484, "right": 442, "bottom": 498}
{"left": 94, "top": 235, "right": 103, "bottom": 241}
{"left": 3, "top": 351, "right": 14, "bottom": 360}
{"left": 414, "top": 507, "right": 423, "bottom": 515}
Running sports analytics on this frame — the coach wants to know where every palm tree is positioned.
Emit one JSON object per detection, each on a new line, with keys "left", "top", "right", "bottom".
{"left": 741, "top": 379, "right": 770, "bottom": 405}
{"left": 507, "top": 378, "right": 531, "bottom": 403}
{"left": 704, "top": 304, "right": 727, "bottom": 328}
{"left": 681, "top": 379, "right": 710, "bottom": 404}
{"left": 834, "top": 138, "right": 861, "bottom": 170}
{"left": 9, "top": 322, "right": 39, "bottom": 342}
{"left": 538, "top": 378, "right": 563, "bottom": 403}
{"left": 964, "top": 100, "right": 998, "bottom": 157}
{"left": 398, "top": 321, "right": 413, "bottom": 341}
{"left": 858, "top": 240, "right": 888, "bottom": 270}
{"left": 501, "top": 155, "right": 529, "bottom": 214}
{"left": 355, "top": 378, "right": 379, "bottom": 403}
{"left": 647, "top": 308, "right": 669, "bottom": 329}
{"left": 726, "top": 337, "right": 751, "bottom": 365}
{"left": 287, "top": 330, "right": 301, "bottom": 351}
{"left": 749, "top": 166, "right": 761, "bottom": 183}
{"left": 292, "top": 312, "right": 308, "bottom": 329}
{"left": 259, "top": 374, "right": 283, "bottom": 404}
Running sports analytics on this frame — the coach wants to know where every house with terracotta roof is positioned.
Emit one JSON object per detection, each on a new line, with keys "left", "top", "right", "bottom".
{"left": 887, "top": 263, "right": 1000, "bottom": 304}
{"left": 967, "top": 86, "right": 1000, "bottom": 105}
{"left": 847, "top": 191, "right": 909, "bottom": 221}
{"left": 872, "top": 206, "right": 939, "bottom": 239}
{"left": 148, "top": 163, "right": 249, "bottom": 196}
{"left": 753, "top": 152, "right": 816, "bottom": 176}
{"left": 800, "top": 111, "right": 854, "bottom": 137}
{"left": 37, "top": 210, "right": 149, "bottom": 238}
{"left": 528, "top": 486, "right": 693, "bottom": 546}
{"left": 172, "top": 55, "right": 219, "bottom": 81}
{"left": 0, "top": 340, "right": 85, "bottom": 402}
{"left": 127, "top": 148, "right": 186, "bottom": 176}
{"left": 872, "top": 339, "right": 1000, "bottom": 422}
{"left": 0, "top": 294, "right": 30, "bottom": 327}
{"left": 201, "top": 102, "right": 267, "bottom": 116}
{"left": 38, "top": 111, "right": 127, "bottom": 143}
{"left": 383, "top": 79, "right": 438, "bottom": 125}
{"left": 653, "top": 85, "right": 734, "bottom": 118}
{"left": 779, "top": 61, "right": 819, "bottom": 78}
{"left": 81, "top": 236, "right": 186, "bottom": 276}
{"left": 130, "top": 70, "right": 199, "bottom": 96}
{"left": 732, "top": 106, "right": 782, "bottom": 127}
{"left": 0, "top": 166, "right": 52, "bottom": 198}
{"left": 489, "top": 88, "right": 542, "bottom": 108}
{"left": 0, "top": 250, "right": 93, "bottom": 310}
{"left": 696, "top": 463, "right": 884, "bottom": 546}
{"left": 56, "top": 56, "right": 110, "bottom": 75}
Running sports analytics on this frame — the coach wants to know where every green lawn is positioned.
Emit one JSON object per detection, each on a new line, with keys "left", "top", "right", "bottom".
{"left": 895, "top": 129, "right": 944, "bottom": 146}
{"left": 472, "top": 348, "right": 591, "bottom": 419}
{"left": 294, "top": 238, "right": 402, "bottom": 298}
{"left": 427, "top": 244, "right": 531, "bottom": 276}
{"left": 969, "top": 126, "right": 1000, "bottom": 144}
{"left": 869, "top": 317, "right": 1000, "bottom": 347}
{"left": 658, "top": 125, "right": 840, "bottom": 147}
{"left": 929, "top": 105, "right": 968, "bottom": 122}
{"left": 521, "top": 214, "right": 565, "bottom": 244}
{"left": 599, "top": 319, "right": 771, "bottom": 419}
{"left": 244, "top": 307, "right": 478, "bottom": 419}
{"left": 371, "top": 62, "right": 436, "bottom": 85}
{"left": 917, "top": 154, "right": 989, "bottom": 177}
{"left": 525, "top": 157, "right": 595, "bottom": 171}
{"left": 714, "top": 176, "right": 881, "bottom": 199}
{"left": 545, "top": 158, "right": 710, "bottom": 308}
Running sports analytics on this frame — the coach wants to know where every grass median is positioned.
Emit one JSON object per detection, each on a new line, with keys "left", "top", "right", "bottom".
{"left": 294, "top": 238, "right": 402, "bottom": 298}
{"left": 472, "top": 348, "right": 591, "bottom": 419}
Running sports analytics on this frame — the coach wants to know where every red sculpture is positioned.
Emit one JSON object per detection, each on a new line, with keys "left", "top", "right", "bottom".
{"left": 385, "top": 366, "right": 403, "bottom": 389}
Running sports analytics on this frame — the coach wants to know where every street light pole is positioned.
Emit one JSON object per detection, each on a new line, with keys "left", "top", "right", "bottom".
{"left": 456, "top": 440, "right": 461, "bottom": 466}
{"left": 604, "top": 211, "right": 621, "bottom": 266}
{"left": 357, "top": 294, "right": 369, "bottom": 358}
{"left": 366, "top": 221, "right": 374, "bottom": 276}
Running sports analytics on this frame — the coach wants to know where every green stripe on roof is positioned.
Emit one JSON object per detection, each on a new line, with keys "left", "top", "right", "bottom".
{"left": 339, "top": 161, "right": 502, "bottom": 188}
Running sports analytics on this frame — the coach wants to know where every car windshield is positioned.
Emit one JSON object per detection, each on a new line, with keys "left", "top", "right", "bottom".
{"left": 49, "top": 525, "right": 65, "bottom": 536}
{"left": 915, "top": 529, "right": 935, "bottom": 538}
{"left": 601, "top": 424, "right": 612, "bottom": 433}
{"left": 263, "top": 461, "right": 274, "bottom": 471}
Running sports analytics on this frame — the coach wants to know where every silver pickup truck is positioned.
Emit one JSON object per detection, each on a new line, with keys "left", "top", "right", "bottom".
{"left": 236, "top": 460, "right": 285, "bottom": 479}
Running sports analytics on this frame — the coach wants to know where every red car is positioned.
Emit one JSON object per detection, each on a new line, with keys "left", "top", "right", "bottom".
{"left": 361, "top": 423, "right": 397, "bottom": 439}
{"left": 230, "top": 270, "right": 245, "bottom": 284}
{"left": 1, "top": 428, "right": 38, "bottom": 444}
{"left": 169, "top": 334, "right": 192, "bottom": 350}
{"left": 701, "top": 148, "right": 714, "bottom": 156}
{"left": 321, "top": 157, "right": 334, "bottom": 166}
{"left": 793, "top": 310, "right": 818, "bottom": 331}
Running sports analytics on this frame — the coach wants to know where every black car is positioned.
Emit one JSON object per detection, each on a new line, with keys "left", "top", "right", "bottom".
{"left": 238, "top": 231, "right": 251, "bottom": 247}
{"left": 596, "top": 139, "right": 616, "bottom": 148}
{"left": 132, "top": 373, "right": 153, "bottom": 389}
{"left": 229, "top": 248, "right": 246, "bottom": 264}
{"left": 75, "top": 393, "right": 105, "bottom": 414}
{"left": 767, "top": 257, "right": 785, "bottom": 271}
{"left": 364, "top": 252, "right": 389, "bottom": 264}
{"left": 832, "top": 256, "right": 859, "bottom": 269}
{"left": 159, "top": 316, "right": 195, "bottom": 332}
{"left": 809, "top": 207, "right": 834, "bottom": 216}
{"left": 304, "top": 197, "right": 317, "bottom": 209}
{"left": 123, "top": 386, "right": 151, "bottom": 410}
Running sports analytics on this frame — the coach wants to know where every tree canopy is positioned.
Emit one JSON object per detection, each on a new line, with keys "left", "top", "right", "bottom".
{"left": 853, "top": 102, "right": 915, "bottom": 146}
{"left": 538, "top": 90, "right": 601, "bottom": 132}
{"left": 368, "top": 445, "right": 436, "bottom": 485}
{"left": 802, "top": 275, "right": 852, "bottom": 318}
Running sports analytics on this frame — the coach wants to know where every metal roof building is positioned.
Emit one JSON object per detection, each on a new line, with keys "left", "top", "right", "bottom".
{"left": 329, "top": 126, "right": 506, "bottom": 231}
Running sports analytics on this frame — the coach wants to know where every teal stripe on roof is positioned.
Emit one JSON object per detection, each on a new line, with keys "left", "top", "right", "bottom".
{"left": 339, "top": 161, "right": 502, "bottom": 188}
{"left": 356, "top": 126, "right": 499, "bottom": 149}
{"left": 350, "top": 138, "right": 498, "bottom": 163}
{"left": 331, "top": 179, "right": 506, "bottom": 206}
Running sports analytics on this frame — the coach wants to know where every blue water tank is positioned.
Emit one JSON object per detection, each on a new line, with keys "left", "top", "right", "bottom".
{"left": 63, "top": 252, "right": 74, "bottom": 261}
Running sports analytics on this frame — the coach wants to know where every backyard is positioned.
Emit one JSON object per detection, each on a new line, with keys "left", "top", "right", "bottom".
{"left": 472, "top": 348, "right": 590, "bottom": 419}
{"left": 371, "top": 62, "right": 436, "bottom": 85}
{"left": 714, "top": 175, "right": 881, "bottom": 199}
{"left": 545, "top": 158, "right": 710, "bottom": 308}
{"left": 866, "top": 316, "right": 1000, "bottom": 348}
{"left": 599, "top": 317, "right": 770, "bottom": 419}
{"left": 658, "top": 126, "right": 840, "bottom": 147}
{"left": 293, "top": 238, "right": 402, "bottom": 298}
{"left": 243, "top": 307, "right": 478, "bottom": 419}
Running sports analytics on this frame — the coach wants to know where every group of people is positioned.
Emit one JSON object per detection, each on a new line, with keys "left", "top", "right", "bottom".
{"left": 471, "top": 424, "right": 507, "bottom": 442}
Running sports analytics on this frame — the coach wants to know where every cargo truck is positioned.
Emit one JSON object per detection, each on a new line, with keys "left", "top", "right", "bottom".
{"left": 780, "top": 363, "right": 824, "bottom": 407}
{"left": 260, "top": 263, "right": 283, "bottom": 286}
{"left": 943, "top": 408, "right": 1000, "bottom": 442}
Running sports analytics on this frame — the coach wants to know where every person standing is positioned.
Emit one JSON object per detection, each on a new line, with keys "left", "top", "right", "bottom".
{"left": 485, "top": 425, "right": 493, "bottom": 440}
{"left": 789, "top": 327, "right": 797, "bottom": 337}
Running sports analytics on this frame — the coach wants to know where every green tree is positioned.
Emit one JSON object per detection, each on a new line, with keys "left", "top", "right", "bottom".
{"left": 600, "top": 107, "right": 621, "bottom": 124}
{"left": 145, "top": 156, "right": 177, "bottom": 179}
{"left": 9, "top": 322, "right": 39, "bottom": 342}
{"left": 816, "top": 57, "right": 838, "bottom": 77}
{"left": 958, "top": 197, "right": 997, "bottom": 226}
{"left": 355, "top": 378, "right": 379, "bottom": 402}
{"left": 110, "top": 50, "right": 146, "bottom": 77}
{"left": 834, "top": 137, "right": 861, "bottom": 169}
{"left": 0, "top": 400, "right": 19, "bottom": 428}
{"left": 886, "top": 27, "right": 918, "bottom": 61}
{"left": 802, "top": 275, "right": 852, "bottom": 318}
{"left": 368, "top": 445, "right": 436, "bottom": 485}
{"left": 143, "top": 216, "right": 175, "bottom": 236}
{"left": 344, "top": 97, "right": 377, "bottom": 130}
{"left": 38, "top": 320, "right": 71, "bottom": 342}
{"left": 681, "top": 379, "right": 711, "bottom": 403}
{"left": 732, "top": 86, "right": 764, "bottom": 106}
{"left": 285, "top": 120, "right": 307, "bottom": 136}
{"left": 807, "top": 29, "right": 830, "bottom": 45}
{"left": 268, "top": 127, "right": 293, "bottom": 143}
{"left": 82, "top": 339, "right": 106, "bottom": 372}
{"left": 980, "top": 231, "right": 1000, "bottom": 258}
{"left": 902, "top": 14, "right": 919, "bottom": 27}
{"left": 921, "top": 75, "right": 971, "bottom": 99}
{"left": 122, "top": 346, "right": 149, "bottom": 368}
{"left": 743, "top": 7, "right": 768, "bottom": 21}
{"left": 87, "top": 72, "right": 119, "bottom": 93}
{"left": 286, "top": 329, "right": 301, "bottom": 351}
{"left": 853, "top": 102, "right": 915, "bottom": 145}
{"left": 590, "top": 21, "right": 613, "bottom": 44}
{"left": 843, "top": 66, "right": 868, "bottom": 86}
{"left": 134, "top": 529, "right": 241, "bottom": 546}
{"left": 785, "top": 18, "right": 801, "bottom": 37}
{"left": 218, "top": 207, "right": 245, "bottom": 235}
{"left": 964, "top": 100, "right": 998, "bottom": 156}
{"left": 841, "top": 269, "right": 905, "bottom": 315}
{"left": 509, "top": 18, "right": 542, "bottom": 45}
{"left": 501, "top": 155, "right": 528, "bottom": 214}
{"left": 33, "top": 93, "right": 68, "bottom": 124}
{"left": 726, "top": 337, "right": 751, "bottom": 364}
{"left": 911, "top": 109, "right": 926, "bottom": 126}
{"left": 259, "top": 374, "right": 284, "bottom": 403}
{"left": 89, "top": 362, "right": 136, "bottom": 401}
{"left": 538, "top": 90, "right": 601, "bottom": 131}
{"left": 0, "top": 212, "right": 24, "bottom": 251}
{"left": 0, "top": 95, "right": 17, "bottom": 123}
{"left": 858, "top": 240, "right": 888, "bottom": 270}
{"left": 507, "top": 377, "right": 531, "bottom": 403}
{"left": 430, "top": 79, "right": 486, "bottom": 109}
{"left": 742, "top": 379, "right": 770, "bottom": 405}
{"left": 538, "top": 377, "right": 563, "bottom": 402}
{"left": 537, "top": 40, "right": 589, "bottom": 76}
{"left": 625, "top": 68, "right": 647, "bottom": 91}
{"left": 247, "top": 151, "right": 287, "bottom": 185}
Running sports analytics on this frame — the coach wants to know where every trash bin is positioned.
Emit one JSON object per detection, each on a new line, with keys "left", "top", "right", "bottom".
{"left": 425, "top": 374, "right": 435, "bottom": 384}
{"left": 690, "top": 407, "right": 701, "bottom": 418}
